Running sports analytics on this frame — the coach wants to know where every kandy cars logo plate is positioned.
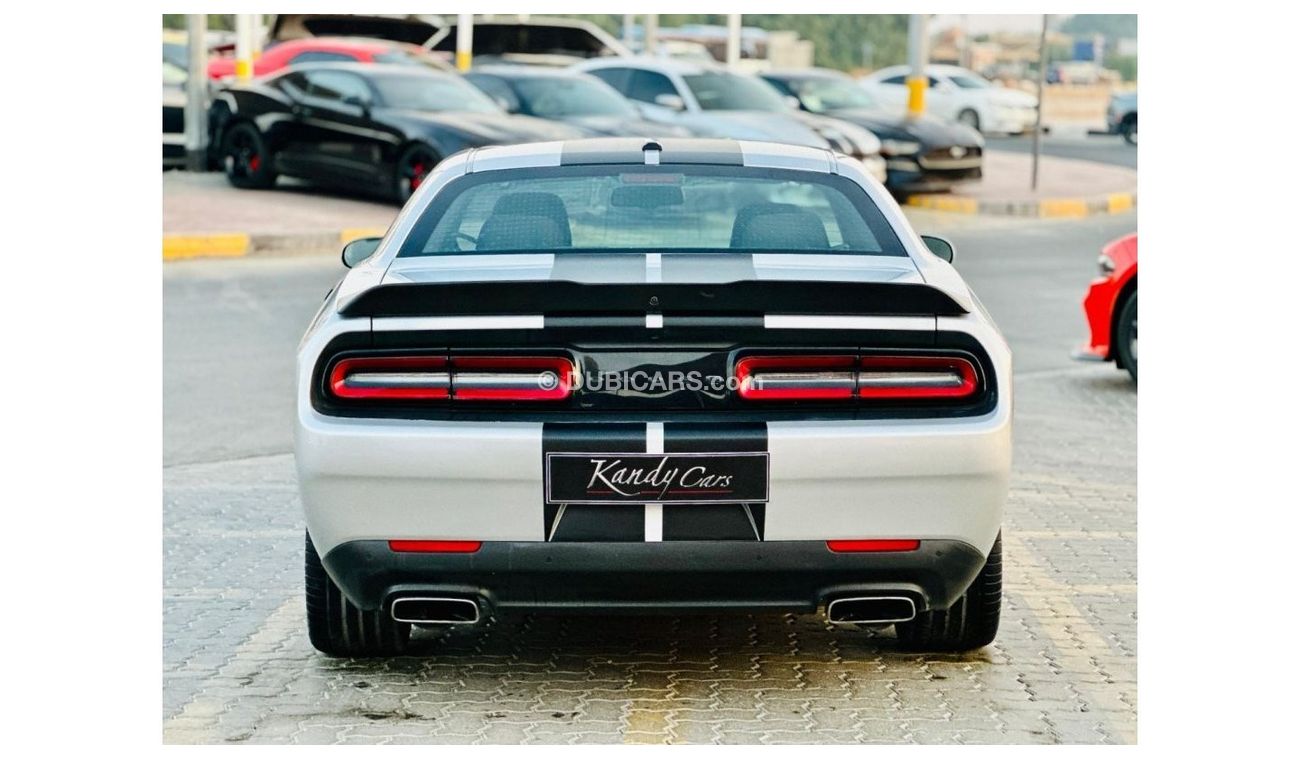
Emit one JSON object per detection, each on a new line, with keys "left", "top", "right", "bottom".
{"left": 546, "top": 453, "right": 769, "bottom": 504}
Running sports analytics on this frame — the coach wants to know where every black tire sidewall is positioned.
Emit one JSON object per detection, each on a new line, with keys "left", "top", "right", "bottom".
{"left": 223, "top": 123, "right": 275, "bottom": 189}
{"left": 394, "top": 143, "right": 440, "bottom": 203}
{"left": 1116, "top": 292, "right": 1138, "bottom": 381}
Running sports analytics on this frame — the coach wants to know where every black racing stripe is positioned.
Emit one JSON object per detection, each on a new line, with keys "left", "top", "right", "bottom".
{"left": 663, "top": 422, "right": 767, "bottom": 453}
{"left": 661, "top": 422, "right": 768, "bottom": 541}
{"left": 662, "top": 504, "right": 758, "bottom": 541}
{"left": 542, "top": 422, "right": 646, "bottom": 541}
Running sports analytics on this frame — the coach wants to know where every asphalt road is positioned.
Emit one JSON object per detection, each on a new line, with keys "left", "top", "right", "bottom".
{"left": 163, "top": 210, "right": 1138, "bottom": 743}
{"left": 984, "top": 133, "right": 1136, "bottom": 170}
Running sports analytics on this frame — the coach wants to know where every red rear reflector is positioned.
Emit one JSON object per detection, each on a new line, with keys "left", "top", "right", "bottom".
{"left": 735, "top": 355, "right": 857, "bottom": 401}
{"left": 329, "top": 355, "right": 575, "bottom": 402}
{"left": 826, "top": 539, "right": 921, "bottom": 553}
{"left": 388, "top": 540, "right": 482, "bottom": 553}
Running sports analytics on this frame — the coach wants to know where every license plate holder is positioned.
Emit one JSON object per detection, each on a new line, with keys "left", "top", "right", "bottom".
{"left": 545, "top": 452, "right": 769, "bottom": 505}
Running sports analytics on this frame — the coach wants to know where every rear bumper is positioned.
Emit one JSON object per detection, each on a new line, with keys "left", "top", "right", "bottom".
{"left": 322, "top": 538, "right": 987, "bottom": 614}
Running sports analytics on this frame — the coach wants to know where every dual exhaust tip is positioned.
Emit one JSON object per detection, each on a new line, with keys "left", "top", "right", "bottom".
{"left": 825, "top": 595, "right": 917, "bottom": 625}
{"left": 390, "top": 595, "right": 917, "bottom": 626}
{"left": 391, "top": 597, "right": 480, "bottom": 625}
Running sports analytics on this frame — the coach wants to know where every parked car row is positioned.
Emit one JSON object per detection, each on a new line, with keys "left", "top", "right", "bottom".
{"left": 182, "top": 26, "right": 1052, "bottom": 202}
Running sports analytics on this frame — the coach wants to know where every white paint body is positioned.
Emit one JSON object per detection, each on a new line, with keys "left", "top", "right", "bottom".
{"left": 296, "top": 140, "right": 1011, "bottom": 559}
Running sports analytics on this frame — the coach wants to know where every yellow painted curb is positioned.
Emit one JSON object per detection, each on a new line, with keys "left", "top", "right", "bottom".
{"left": 1107, "top": 193, "right": 1134, "bottom": 214}
{"left": 162, "top": 234, "right": 250, "bottom": 261}
{"left": 907, "top": 195, "right": 977, "bottom": 214}
{"left": 339, "top": 227, "right": 387, "bottom": 245}
{"left": 1040, "top": 199, "right": 1089, "bottom": 219}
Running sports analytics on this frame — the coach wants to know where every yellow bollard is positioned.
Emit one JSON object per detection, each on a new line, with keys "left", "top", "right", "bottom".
{"left": 906, "top": 76, "right": 926, "bottom": 118}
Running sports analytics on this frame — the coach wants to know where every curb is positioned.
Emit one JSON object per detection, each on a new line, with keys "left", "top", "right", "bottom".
{"left": 162, "top": 227, "right": 386, "bottom": 261}
{"left": 906, "top": 190, "right": 1135, "bottom": 218}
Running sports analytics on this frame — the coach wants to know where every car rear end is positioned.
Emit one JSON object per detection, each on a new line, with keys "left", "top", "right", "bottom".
{"left": 295, "top": 139, "right": 1010, "bottom": 651}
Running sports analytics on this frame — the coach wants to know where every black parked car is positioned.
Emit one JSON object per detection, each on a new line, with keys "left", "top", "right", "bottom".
{"left": 762, "top": 68, "right": 985, "bottom": 193}
{"left": 208, "top": 63, "right": 582, "bottom": 202}
{"left": 465, "top": 66, "right": 692, "bottom": 138}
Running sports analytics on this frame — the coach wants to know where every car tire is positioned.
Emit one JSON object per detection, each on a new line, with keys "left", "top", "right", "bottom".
{"left": 221, "top": 122, "right": 277, "bottom": 189}
{"left": 1120, "top": 115, "right": 1137, "bottom": 145}
{"left": 394, "top": 143, "right": 442, "bottom": 203}
{"left": 895, "top": 532, "right": 1002, "bottom": 652}
{"left": 305, "top": 532, "right": 411, "bottom": 657}
{"left": 957, "top": 108, "right": 981, "bottom": 132}
{"left": 1115, "top": 292, "right": 1138, "bottom": 382}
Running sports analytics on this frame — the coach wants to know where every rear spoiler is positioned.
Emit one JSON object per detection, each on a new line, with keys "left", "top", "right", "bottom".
{"left": 339, "top": 280, "right": 968, "bottom": 318}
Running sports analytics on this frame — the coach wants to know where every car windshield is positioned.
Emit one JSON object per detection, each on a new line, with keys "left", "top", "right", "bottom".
{"left": 372, "top": 50, "right": 447, "bottom": 71}
{"left": 789, "top": 77, "right": 877, "bottom": 112}
{"left": 371, "top": 73, "right": 501, "bottom": 113}
{"left": 682, "top": 72, "right": 789, "bottom": 112}
{"left": 397, "top": 165, "right": 905, "bottom": 257}
{"left": 513, "top": 77, "right": 636, "bottom": 118}
{"left": 948, "top": 73, "right": 991, "bottom": 89}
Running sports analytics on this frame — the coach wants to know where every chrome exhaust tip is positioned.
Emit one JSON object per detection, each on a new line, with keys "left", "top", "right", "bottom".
{"left": 826, "top": 596, "right": 917, "bottom": 625}
{"left": 390, "top": 597, "right": 481, "bottom": 625}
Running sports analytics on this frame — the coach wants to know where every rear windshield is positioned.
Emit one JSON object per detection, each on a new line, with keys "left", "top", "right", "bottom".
{"left": 397, "top": 165, "right": 905, "bottom": 257}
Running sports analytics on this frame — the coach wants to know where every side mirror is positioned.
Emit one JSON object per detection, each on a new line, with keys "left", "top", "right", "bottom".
{"left": 342, "top": 94, "right": 371, "bottom": 115}
{"left": 653, "top": 93, "right": 686, "bottom": 111}
{"left": 920, "top": 235, "right": 955, "bottom": 263}
{"left": 784, "top": 95, "right": 803, "bottom": 110}
{"left": 341, "top": 236, "right": 382, "bottom": 268}
{"left": 493, "top": 96, "right": 516, "bottom": 112}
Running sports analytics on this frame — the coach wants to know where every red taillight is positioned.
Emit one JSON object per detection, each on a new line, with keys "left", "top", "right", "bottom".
{"left": 826, "top": 539, "right": 920, "bottom": 553}
{"left": 734, "top": 354, "right": 978, "bottom": 402}
{"left": 330, "top": 356, "right": 449, "bottom": 400}
{"left": 857, "top": 355, "right": 978, "bottom": 399}
{"left": 449, "top": 356, "right": 574, "bottom": 402}
{"left": 388, "top": 540, "right": 482, "bottom": 553}
{"left": 735, "top": 355, "right": 857, "bottom": 401}
{"left": 329, "top": 355, "right": 574, "bottom": 403}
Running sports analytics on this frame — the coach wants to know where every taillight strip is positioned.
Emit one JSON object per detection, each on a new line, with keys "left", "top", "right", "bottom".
{"left": 330, "top": 356, "right": 450, "bottom": 400}
{"left": 329, "top": 355, "right": 575, "bottom": 402}
{"left": 735, "top": 354, "right": 979, "bottom": 402}
{"left": 857, "top": 356, "right": 978, "bottom": 399}
{"left": 736, "top": 355, "right": 857, "bottom": 401}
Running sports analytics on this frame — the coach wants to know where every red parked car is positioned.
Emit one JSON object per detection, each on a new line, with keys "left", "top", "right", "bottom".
{"left": 206, "top": 37, "right": 452, "bottom": 81}
{"left": 1073, "top": 233, "right": 1138, "bottom": 381}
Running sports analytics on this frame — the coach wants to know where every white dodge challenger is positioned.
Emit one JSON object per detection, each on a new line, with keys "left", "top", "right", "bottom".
{"left": 295, "top": 138, "right": 1011, "bottom": 656}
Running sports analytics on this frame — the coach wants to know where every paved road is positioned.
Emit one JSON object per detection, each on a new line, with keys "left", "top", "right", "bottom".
{"left": 985, "top": 134, "right": 1136, "bottom": 170}
{"left": 163, "top": 211, "right": 1137, "bottom": 744}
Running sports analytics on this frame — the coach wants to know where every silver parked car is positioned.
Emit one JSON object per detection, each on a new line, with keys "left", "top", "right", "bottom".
{"left": 573, "top": 57, "right": 886, "bottom": 182}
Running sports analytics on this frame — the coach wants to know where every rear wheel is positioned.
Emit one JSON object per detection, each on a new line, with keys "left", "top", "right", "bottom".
{"left": 221, "top": 122, "right": 277, "bottom": 189}
{"left": 394, "top": 143, "right": 441, "bottom": 203}
{"left": 957, "top": 108, "right": 981, "bottom": 131}
{"left": 895, "top": 533, "right": 1002, "bottom": 652}
{"left": 1115, "top": 292, "right": 1138, "bottom": 382}
{"left": 305, "top": 532, "right": 410, "bottom": 657}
